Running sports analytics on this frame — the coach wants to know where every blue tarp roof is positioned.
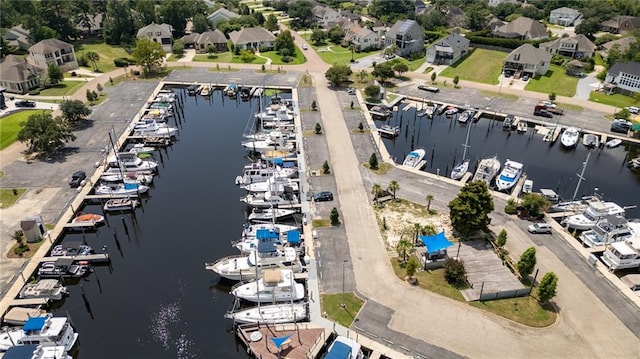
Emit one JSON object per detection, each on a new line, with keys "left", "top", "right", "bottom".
{"left": 326, "top": 341, "right": 352, "bottom": 359}
{"left": 23, "top": 316, "right": 47, "bottom": 332}
{"left": 420, "top": 231, "right": 454, "bottom": 254}
{"left": 270, "top": 335, "right": 292, "bottom": 349}
{"left": 286, "top": 230, "right": 300, "bottom": 244}
{"left": 256, "top": 229, "right": 278, "bottom": 240}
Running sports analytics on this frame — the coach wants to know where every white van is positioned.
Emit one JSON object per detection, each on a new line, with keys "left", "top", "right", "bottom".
{"left": 527, "top": 223, "right": 552, "bottom": 234}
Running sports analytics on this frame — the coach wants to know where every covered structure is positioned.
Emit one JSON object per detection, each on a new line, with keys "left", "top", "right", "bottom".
{"left": 419, "top": 231, "right": 454, "bottom": 269}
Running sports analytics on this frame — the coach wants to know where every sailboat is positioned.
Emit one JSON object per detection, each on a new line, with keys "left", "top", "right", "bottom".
{"left": 230, "top": 269, "right": 305, "bottom": 303}
{"left": 450, "top": 122, "right": 472, "bottom": 180}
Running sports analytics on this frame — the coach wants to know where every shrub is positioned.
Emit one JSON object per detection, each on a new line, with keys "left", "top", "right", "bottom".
{"left": 322, "top": 160, "right": 330, "bottom": 174}
{"left": 77, "top": 54, "right": 89, "bottom": 67}
{"left": 71, "top": 71, "right": 77, "bottom": 77}
{"left": 281, "top": 56, "right": 293, "bottom": 63}
{"left": 504, "top": 198, "right": 517, "bottom": 214}
{"left": 330, "top": 207, "right": 340, "bottom": 225}
{"left": 114, "top": 57, "right": 133, "bottom": 67}
{"left": 444, "top": 258, "right": 466, "bottom": 285}
{"left": 28, "top": 89, "right": 41, "bottom": 95}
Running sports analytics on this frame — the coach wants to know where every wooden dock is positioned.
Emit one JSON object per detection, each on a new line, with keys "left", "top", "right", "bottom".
{"left": 39, "top": 253, "right": 110, "bottom": 264}
{"left": 236, "top": 323, "right": 331, "bottom": 359}
{"left": 63, "top": 222, "right": 100, "bottom": 229}
{"left": 10, "top": 298, "right": 49, "bottom": 306}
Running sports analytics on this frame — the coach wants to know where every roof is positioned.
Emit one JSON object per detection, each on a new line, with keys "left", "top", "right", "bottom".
{"left": 137, "top": 22, "right": 173, "bottom": 38}
{"left": 608, "top": 61, "right": 640, "bottom": 77}
{"left": 388, "top": 19, "right": 419, "bottom": 37}
{"left": 567, "top": 59, "right": 585, "bottom": 68}
{"left": 601, "top": 15, "right": 640, "bottom": 30}
{"left": 505, "top": 44, "right": 552, "bottom": 65}
{"left": 550, "top": 7, "right": 581, "bottom": 16}
{"left": 432, "top": 32, "right": 470, "bottom": 52}
{"left": 311, "top": 5, "right": 338, "bottom": 18}
{"left": 0, "top": 55, "right": 44, "bottom": 82}
{"left": 197, "top": 29, "right": 227, "bottom": 44}
{"left": 228, "top": 27, "right": 275, "bottom": 45}
{"left": 207, "top": 7, "right": 240, "bottom": 21}
{"left": 540, "top": 34, "right": 595, "bottom": 53}
{"left": 181, "top": 32, "right": 199, "bottom": 44}
{"left": 495, "top": 17, "right": 547, "bottom": 39}
{"left": 28, "top": 38, "right": 73, "bottom": 54}
{"left": 419, "top": 231, "right": 454, "bottom": 254}
{"left": 601, "top": 37, "right": 637, "bottom": 53}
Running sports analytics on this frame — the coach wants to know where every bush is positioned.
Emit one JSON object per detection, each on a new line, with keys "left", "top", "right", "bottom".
{"left": 504, "top": 198, "right": 517, "bottom": 214}
{"left": 114, "top": 57, "right": 133, "bottom": 67}
{"left": 77, "top": 54, "right": 89, "bottom": 67}
{"left": 28, "top": 89, "right": 41, "bottom": 95}
{"left": 281, "top": 56, "right": 293, "bottom": 63}
{"left": 71, "top": 71, "right": 77, "bottom": 77}
{"left": 444, "top": 258, "right": 466, "bottom": 286}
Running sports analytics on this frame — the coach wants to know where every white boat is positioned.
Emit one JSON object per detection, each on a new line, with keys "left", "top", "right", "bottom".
{"left": 3, "top": 344, "right": 71, "bottom": 359}
{"left": 444, "top": 106, "right": 458, "bottom": 117}
{"left": 630, "top": 156, "right": 640, "bottom": 169}
{"left": 516, "top": 120, "right": 528, "bottom": 133}
{"left": 241, "top": 192, "right": 298, "bottom": 208}
{"left": 377, "top": 125, "right": 399, "bottom": 137}
{"left": 235, "top": 228, "right": 302, "bottom": 254}
{"left": 241, "top": 131, "right": 294, "bottom": 153}
{"left": 224, "top": 302, "right": 307, "bottom": 324}
{"left": 522, "top": 179, "right": 533, "bottom": 193}
{"left": 601, "top": 222, "right": 640, "bottom": 270}
{"left": 582, "top": 133, "right": 600, "bottom": 148}
{"left": 230, "top": 269, "right": 305, "bottom": 303}
{"left": 248, "top": 208, "right": 296, "bottom": 222}
{"left": 205, "top": 247, "right": 302, "bottom": 281}
{"left": 561, "top": 200, "right": 626, "bottom": 231}
{"left": 402, "top": 149, "right": 426, "bottom": 168}
{"left": 103, "top": 198, "right": 139, "bottom": 212}
{"left": 128, "top": 143, "right": 156, "bottom": 155}
{"left": 242, "top": 223, "right": 300, "bottom": 239}
{"left": 579, "top": 215, "right": 635, "bottom": 248}
{"left": 132, "top": 121, "right": 178, "bottom": 137}
{"left": 472, "top": 156, "right": 501, "bottom": 185}
{"left": 19, "top": 279, "right": 68, "bottom": 301}
{"left": 100, "top": 171, "right": 154, "bottom": 185}
{"left": 457, "top": 110, "right": 473, "bottom": 124}
{"left": 606, "top": 138, "right": 622, "bottom": 148}
{"left": 2, "top": 307, "right": 49, "bottom": 326}
{"left": 451, "top": 121, "right": 472, "bottom": 180}
{"left": 241, "top": 175, "right": 299, "bottom": 194}
{"left": 200, "top": 85, "right": 212, "bottom": 96}
{"left": 325, "top": 336, "right": 365, "bottom": 359}
{"left": 107, "top": 153, "right": 158, "bottom": 173}
{"left": 560, "top": 127, "right": 580, "bottom": 148}
{"left": 235, "top": 163, "right": 297, "bottom": 186}
{"left": 38, "top": 259, "right": 90, "bottom": 279}
{"left": 0, "top": 316, "right": 78, "bottom": 352}
{"left": 50, "top": 242, "right": 92, "bottom": 257}
{"left": 495, "top": 160, "right": 523, "bottom": 191}
{"left": 94, "top": 182, "right": 149, "bottom": 196}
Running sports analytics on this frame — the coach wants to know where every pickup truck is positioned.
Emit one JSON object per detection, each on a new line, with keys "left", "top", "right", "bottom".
{"left": 535, "top": 104, "right": 563, "bottom": 115}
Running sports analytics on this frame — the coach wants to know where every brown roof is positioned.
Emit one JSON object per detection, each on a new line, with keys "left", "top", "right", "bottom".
{"left": 495, "top": 17, "right": 547, "bottom": 39}
{"left": 28, "top": 38, "right": 73, "bottom": 54}
{"left": 0, "top": 55, "right": 44, "bottom": 82}
{"left": 197, "top": 30, "right": 227, "bottom": 45}
{"left": 540, "top": 34, "right": 595, "bottom": 54}
{"left": 504, "top": 43, "right": 552, "bottom": 65}
{"left": 601, "top": 37, "right": 637, "bottom": 53}
{"left": 228, "top": 27, "right": 275, "bottom": 45}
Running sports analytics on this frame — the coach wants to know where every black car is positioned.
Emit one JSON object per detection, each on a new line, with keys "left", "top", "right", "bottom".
{"left": 418, "top": 85, "right": 440, "bottom": 93}
{"left": 533, "top": 109, "right": 553, "bottom": 118}
{"left": 611, "top": 123, "right": 631, "bottom": 134}
{"left": 15, "top": 100, "right": 36, "bottom": 108}
{"left": 69, "top": 170, "right": 86, "bottom": 188}
{"left": 313, "top": 191, "right": 333, "bottom": 202}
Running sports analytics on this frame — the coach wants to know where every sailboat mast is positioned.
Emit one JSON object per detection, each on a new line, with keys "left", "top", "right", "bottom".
{"left": 572, "top": 152, "right": 590, "bottom": 200}
{"left": 462, "top": 122, "right": 471, "bottom": 160}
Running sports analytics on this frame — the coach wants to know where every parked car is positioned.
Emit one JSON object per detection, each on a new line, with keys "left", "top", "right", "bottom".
{"left": 527, "top": 223, "right": 552, "bottom": 234}
{"left": 302, "top": 44, "right": 308, "bottom": 50}
{"left": 611, "top": 119, "right": 632, "bottom": 134}
{"left": 625, "top": 106, "right": 639, "bottom": 114}
{"left": 15, "top": 100, "right": 36, "bottom": 108}
{"left": 533, "top": 109, "right": 553, "bottom": 118}
{"left": 313, "top": 191, "right": 334, "bottom": 202}
{"left": 69, "top": 170, "right": 86, "bottom": 188}
{"left": 346, "top": 87, "right": 356, "bottom": 94}
{"left": 522, "top": 75, "right": 529, "bottom": 81}
{"left": 503, "top": 71, "right": 513, "bottom": 78}
{"left": 417, "top": 85, "right": 440, "bottom": 93}
{"left": 540, "top": 100, "right": 556, "bottom": 108}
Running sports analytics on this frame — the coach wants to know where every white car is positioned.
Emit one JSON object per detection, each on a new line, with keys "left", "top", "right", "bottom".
{"left": 540, "top": 100, "right": 556, "bottom": 108}
{"left": 302, "top": 44, "right": 308, "bottom": 50}
{"left": 527, "top": 223, "right": 552, "bottom": 234}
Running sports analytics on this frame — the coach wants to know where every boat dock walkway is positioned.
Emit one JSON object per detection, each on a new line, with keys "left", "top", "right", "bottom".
{"left": 39, "top": 253, "right": 110, "bottom": 264}
{"left": 62, "top": 222, "right": 101, "bottom": 229}
{"left": 237, "top": 323, "right": 331, "bottom": 359}
{"left": 9, "top": 298, "right": 49, "bottom": 306}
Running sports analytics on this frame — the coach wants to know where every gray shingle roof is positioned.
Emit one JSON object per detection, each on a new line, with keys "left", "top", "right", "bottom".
{"left": 207, "top": 8, "right": 240, "bottom": 21}
{"left": 601, "top": 37, "right": 637, "bottom": 53}
{"left": 137, "top": 23, "right": 173, "bottom": 38}
{"left": 504, "top": 44, "right": 551, "bottom": 65}
{"left": 28, "top": 38, "right": 73, "bottom": 54}
{"left": 0, "top": 55, "right": 44, "bottom": 82}
{"left": 228, "top": 27, "right": 275, "bottom": 45}
{"left": 608, "top": 61, "right": 640, "bottom": 77}
{"left": 550, "top": 7, "right": 581, "bottom": 17}
{"left": 495, "top": 17, "right": 547, "bottom": 39}
{"left": 197, "top": 30, "right": 227, "bottom": 45}
{"left": 432, "top": 32, "right": 470, "bottom": 53}
{"left": 540, "top": 34, "right": 595, "bottom": 53}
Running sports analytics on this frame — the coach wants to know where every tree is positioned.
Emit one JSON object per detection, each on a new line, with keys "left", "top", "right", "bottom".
{"left": 172, "top": 39, "right": 185, "bottom": 57}
{"left": 384, "top": 45, "right": 399, "bottom": 56}
{"left": 206, "top": 44, "right": 216, "bottom": 57}
{"left": 575, "top": 18, "right": 601, "bottom": 38}
{"left": 369, "top": 0, "right": 412, "bottom": 22}
{"left": 393, "top": 62, "right": 409, "bottom": 77}
{"left": 388, "top": 180, "right": 399, "bottom": 200}
{"left": 327, "top": 26, "right": 346, "bottom": 44}
{"left": 368, "top": 153, "right": 379, "bottom": 170}
{"left": 537, "top": 272, "right": 558, "bottom": 303}
{"left": 406, "top": 256, "right": 420, "bottom": 282}
{"left": 371, "top": 183, "right": 383, "bottom": 200}
{"left": 431, "top": 72, "right": 437, "bottom": 83}
{"left": 396, "top": 239, "right": 414, "bottom": 263}
{"left": 444, "top": 258, "right": 466, "bottom": 286}
{"left": 349, "top": 43, "right": 357, "bottom": 62}
{"left": 496, "top": 229, "right": 507, "bottom": 248}
{"left": 358, "top": 122, "right": 364, "bottom": 132}
{"left": 86, "top": 89, "right": 95, "bottom": 103}
{"left": 330, "top": 207, "right": 340, "bottom": 225}
{"left": 517, "top": 247, "right": 537, "bottom": 279}
{"left": 364, "top": 85, "right": 380, "bottom": 99}
{"left": 47, "top": 64, "right": 63, "bottom": 86}
{"left": 192, "top": 13, "right": 209, "bottom": 33}
{"left": 96, "top": 83, "right": 103, "bottom": 92}
{"left": 358, "top": 69, "right": 367, "bottom": 83}
{"left": 425, "top": 194, "right": 434, "bottom": 211}
{"left": 466, "top": 5, "right": 489, "bottom": 31}
{"left": 240, "top": 49, "right": 256, "bottom": 63}
{"left": 520, "top": 193, "right": 550, "bottom": 219}
{"left": 325, "top": 64, "right": 352, "bottom": 86}
{"left": 310, "top": 29, "right": 326, "bottom": 45}
{"left": 288, "top": 0, "right": 313, "bottom": 28}
{"left": 448, "top": 181, "right": 494, "bottom": 237}
{"left": 60, "top": 100, "right": 92, "bottom": 123}
{"left": 158, "top": 0, "right": 194, "bottom": 37}
{"left": 132, "top": 38, "right": 165, "bottom": 76}
{"left": 322, "top": 160, "right": 330, "bottom": 174}
{"left": 314, "top": 122, "right": 322, "bottom": 134}
{"left": 85, "top": 51, "right": 100, "bottom": 71}
{"left": 311, "top": 101, "right": 317, "bottom": 111}
{"left": 372, "top": 63, "right": 394, "bottom": 84}
{"left": 453, "top": 75, "right": 460, "bottom": 87}
{"left": 103, "top": 0, "right": 135, "bottom": 45}
{"left": 275, "top": 30, "right": 295, "bottom": 56}
{"left": 264, "top": 14, "right": 279, "bottom": 32}
{"left": 17, "top": 113, "right": 76, "bottom": 155}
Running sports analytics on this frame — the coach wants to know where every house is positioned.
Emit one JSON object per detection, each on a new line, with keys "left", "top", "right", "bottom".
{"left": 345, "top": 26, "right": 380, "bottom": 51}
{"left": 444, "top": 6, "right": 467, "bottom": 28}
{"left": 493, "top": 17, "right": 548, "bottom": 40}
{"left": 339, "top": 10, "right": 360, "bottom": 23}
{"left": 601, "top": 16, "right": 640, "bottom": 34}
{"left": 488, "top": 0, "right": 521, "bottom": 6}
{"left": 548, "top": 7, "right": 582, "bottom": 27}
{"left": 181, "top": 32, "right": 200, "bottom": 49}
{"left": 425, "top": 32, "right": 470, "bottom": 65}
{"left": 334, "top": 18, "right": 356, "bottom": 32}
{"left": 487, "top": 15, "right": 506, "bottom": 32}
{"left": 600, "top": 37, "right": 638, "bottom": 58}
{"left": 75, "top": 13, "right": 104, "bottom": 37}
{"left": 207, "top": 7, "right": 240, "bottom": 27}
{"left": 0, "top": 55, "right": 45, "bottom": 94}
{"left": 137, "top": 22, "right": 174, "bottom": 52}
{"left": 414, "top": 0, "right": 426, "bottom": 14}
{"left": 503, "top": 44, "right": 551, "bottom": 78}
{"left": 311, "top": 5, "right": 340, "bottom": 28}
{"left": 605, "top": 61, "right": 640, "bottom": 95}
{"left": 27, "top": 38, "right": 78, "bottom": 72}
{"left": 228, "top": 27, "right": 275, "bottom": 51}
{"left": 196, "top": 30, "right": 228, "bottom": 53}
{"left": 385, "top": 20, "right": 424, "bottom": 57}
{"left": 2, "top": 25, "right": 32, "bottom": 50}
{"left": 539, "top": 34, "right": 596, "bottom": 59}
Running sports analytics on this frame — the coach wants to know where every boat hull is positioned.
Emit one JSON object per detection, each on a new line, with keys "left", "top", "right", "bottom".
{"left": 224, "top": 303, "right": 307, "bottom": 324}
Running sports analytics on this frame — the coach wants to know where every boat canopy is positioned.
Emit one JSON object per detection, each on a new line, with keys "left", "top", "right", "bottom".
{"left": 256, "top": 229, "right": 278, "bottom": 240}
{"left": 326, "top": 341, "right": 353, "bottom": 359}
{"left": 270, "top": 335, "right": 292, "bottom": 349}
{"left": 286, "top": 230, "right": 300, "bottom": 244}
{"left": 420, "top": 231, "right": 454, "bottom": 254}
{"left": 23, "top": 316, "right": 47, "bottom": 332}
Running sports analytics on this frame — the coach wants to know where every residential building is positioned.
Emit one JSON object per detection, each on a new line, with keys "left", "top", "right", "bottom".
{"left": 339, "top": 10, "right": 360, "bottom": 23}
{"left": 0, "top": 55, "right": 45, "bottom": 94}
{"left": 601, "top": 16, "right": 640, "bottom": 34}
{"left": 2, "top": 25, "right": 32, "bottom": 50}
{"left": 345, "top": 26, "right": 380, "bottom": 51}
{"left": 488, "top": 0, "right": 520, "bottom": 6}
{"left": 548, "top": 7, "right": 582, "bottom": 26}
{"left": 27, "top": 38, "right": 78, "bottom": 72}
{"left": 414, "top": 0, "right": 427, "bottom": 14}
{"left": 137, "top": 22, "right": 174, "bottom": 52}
{"left": 444, "top": 6, "right": 467, "bottom": 28}
{"left": 487, "top": 15, "right": 506, "bottom": 32}
{"left": 75, "top": 13, "right": 104, "bottom": 37}
{"left": 311, "top": 5, "right": 340, "bottom": 28}
{"left": 540, "top": 34, "right": 596, "bottom": 59}
{"left": 600, "top": 37, "right": 638, "bottom": 58}
{"left": 425, "top": 32, "right": 470, "bottom": 65}
{"left": 385, "top": 20, "right": 424, "bottom": 57}
{"left": 493, "top": 17, "right": 548, "bottom": 40}
{"left": 181, "top": 32, "right": 200, "bottom": 49}
{"left": 228, "top": 27, "right": 275, "bottom": 51}
{"left": 207, "top": 7, "right": 240, "bottom": 27}
{"left": 605, "top": 61, "right": 640, "bottom": 95}
{"left": 196, "top": 30, "right": 228, "bottom": 53}
{"left": 503, "top": 43, "right": 551, "bottom": 78}
{"left": 334, "top": 18, "right": 356, "bottom": 32}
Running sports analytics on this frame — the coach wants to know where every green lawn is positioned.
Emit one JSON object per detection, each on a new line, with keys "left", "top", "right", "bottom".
{"left": 321, "top": 293, "right": 365, "bottom": 328}
{"left": 38, "top": 81, "right": 85, "bottom": 96}
{"left": 439, "top": 49, "right": 505, "bottom": 85}
{"left": 73, "top": 42, "right": 131, "bottom": 74}
{"left": 589, "top": 91, "right": 640, "bottom": 108}
{"left": 192, "top": 52, "right": 267, "bottom": 64}
{"left": 302, "top": 35, "right": 380, "bottom": 66}
{"left": 260, "top": 47, "right": 307, "bottom": 65}
{"left": 0, "top": 110, "right": 51, "bottom": 150}
{"left": 0, "top": 188, "right": 27, "bottom": 209}
{"left": 524, "top": 64, "right": 578, "bottom": 97}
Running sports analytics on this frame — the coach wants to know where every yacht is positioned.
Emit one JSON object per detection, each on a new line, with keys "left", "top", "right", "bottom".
{"left": 0, "top": 316, "right": 78, "bottom": 352}
{"left": 601, "top": 222, "right": 640, "bottom": 271}
{"left": 325, "top": 336, "right": 365, "bottom": 359}
{"left": 224, "top": 302, "right": 307, "bottom": 324}
{"left": 495, "top": 160, "right": 523, "bottom": 191}
{"left": 241, "top": 223, "right": 299, "bottom": 239}
{"left": 235, "top": 163, "right": 297, "bottom": 186}
{"left": 248, "top": 208, "right": 296, "bottom": 222}
{"left": 241, "top": 131, "right": 294, "bottom": 153}
{"left": 241, "top": 192, "right": 298, "bottom": 209}
{"left": 472, "top": 156, "right": 501, "bottom": 185}
{"left": 108, "top": 153, "right": 158, "bottom": 172}
{"left": 560, "top": 127, "right": 580, "bottom": 148}
{"left": 561, "top": 200, "right": 626, "bottom": 231}
{"left": 132, "top": 120, "right": 178, "bottom": 137}
{"left": 94, "top": 182, "right": 150, "bottom": 196}
{"left": 100, "top": 171, "right": 154, "bottom": 185}
{"left": 241, "top": 176, "right": 298, "bottom": 194}
{"left": 38, "top": 259, "right": 90, "bottom": 279}
{"left": 18, "top": 279, "right": 68, "bottom": 301}
{"left": 230, "top": 269, "right": 305, "bottom": 303}
{"left": 235, "top": 228, "right": 301, "bottom": 254}
{"left": 578, "top": 215, "right": 635, "bottom": 248}
{"left": 2, "top": 344, "right": 72, "bottom": 359}
{"left": 205, "top": 247, "right": 302, "bottom": 281}
{"left": 402, "top": 149, "right": 426, "bottom": 168}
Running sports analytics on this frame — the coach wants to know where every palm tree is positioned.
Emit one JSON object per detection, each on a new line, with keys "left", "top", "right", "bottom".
{"left": 388, "top": 180, "right": 399, "bottom": 200}
{"left": 349, "top": 43, "right": 357, "bottom": 62}
{"left": 396, "top": 239, "right": 414, "bottom": 263}
{"left": 414, "top": 223, "right": 422, "bottom": 245}
{"left": 85, "top": 51, "right": 100, "bottom": 71}
{"left": 371, "top": 183, "right": 382, "bottom": 201}
{"left": 425, "top": 194, "right": 434, "bottom": 211}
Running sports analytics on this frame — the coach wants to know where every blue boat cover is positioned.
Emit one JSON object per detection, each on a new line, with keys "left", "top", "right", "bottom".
{"left": 326, "top": 341, "right": 352, "bottom": 359}
{"left": 270, "top": 335, "right": 292, "bottom": 349}
{"left": 281, "top": 161, "right": 295, "bottom": 168}
{"left": 23, "top": 316, "right": 47, "bottom": 332}
{"left": 420, "top": 231, "right": 454, "bottom": 254}
{"left": 3, "top": 344, "right": 38, "bottom": 359}
{"left": 124, "top": 182, "right": 138, "bottom": 190}
{"left": 270, "top": 158, "right": 284, "bottom": 165}
{"left": 256, "top": 229, "right": 279, "bottom": 240}
{"left": 286, "top": 230, "right": 300, "bottom": 244}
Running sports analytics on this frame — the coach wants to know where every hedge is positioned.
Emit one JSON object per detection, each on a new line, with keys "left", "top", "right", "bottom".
{"left": 465, "top": 30, "right": 552, "bottom": 50}
{"left": 113, "top": 57, "right": 135, "bottom": 67}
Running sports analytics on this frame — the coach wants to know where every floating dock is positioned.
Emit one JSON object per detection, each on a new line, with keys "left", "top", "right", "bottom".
{"left": 236, "top": 323, "right": 331, "bottom": 359}
{"left": 39, "top": 253, "right": 110, "bottom": 264}
{"left": 377, "top": 126, "right": 400, "bottom": 138}
{"left": 9, "top": 298, "right": 49, "bottom": 306}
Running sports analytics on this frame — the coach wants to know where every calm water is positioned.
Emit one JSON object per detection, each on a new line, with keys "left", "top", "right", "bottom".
{"left": 381, "top": 103, "right": 640, "bottom": 218}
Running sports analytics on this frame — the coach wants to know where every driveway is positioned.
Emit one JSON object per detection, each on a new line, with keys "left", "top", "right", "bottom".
{"left": 575, "top": 74, "right": 601, "bottom": 100}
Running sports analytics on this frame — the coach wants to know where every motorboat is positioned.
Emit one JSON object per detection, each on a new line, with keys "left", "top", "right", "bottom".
{"left": 241, "top": 131, "right": 295, "bottom": 153}
{"left": 248, "top": 208, "right": 296, "bottom": 222}
{"left": 472, "top": 156, "right": 501, "bottom": 185}
{"left": 241, "top": 175, "right": 299, "bottom": 194}
{"left": 71, "top": 213, "right": 104, "bottom": 224}
{"left": 601, "top": 222, "right": 640, "bottom": 271}
{"left": 516, "top": 120, "right": 528, "bottom": 133}
{"left": 103, "top": 198, "right": 139, "bottom": 212}
{"left": 50, "top": 242, "right": 93, "bottom": 257}
{"left": 38, "top": 258, "right": 90, "bottom": 279}
{"left": 2, "top": 307, "right": 49, "bottom": 326}
{"left": 503, "top": 115, "right": 514, "bottom": 130}
{"left": 108, "top": 153, "right": 159, "bottom": 173}
{"left": 19, "top": 279, "right": 68, "bottom": 301}
{"left": 629, "top": 156, "right": 640, "bottom": 169}
{"left": 457, "top": 109, "right": 474, "bottom": 124}
{"left": 495, "top": 160, "right": 523, "bottom": 192}
{"left": 560, "top": 127, "right": 580, "bottom": 148}
{"left": 579, "top": 215, "right": 635, "bottom": 248}
{"left": 547, "top": 197, "right": 594, "bottom": 214}
{"left": 325, "top": 335, "right": 365, "bottom": 359}
{"left": 606, "top": 138, "right": 622, "bottom": 148}
{"left": 128, "top": 143, "right": 156, "bottom": 156}
{"left": 235, "top": 228, "right": 302, "bottom": 254}
{"left": 100, "top": 171, "right": 153, "bottom": 185}
{"left": 186, "top": 84, "right": 201, "bottom": 95}
{"left": 522, "top": 179, "right": 533, "bottom": 194}
{"left": 230, "top": 269, "right": 305, "bottom": 303}
{"left": 377, "top": 125, "right": 400, "bottom": 137}
{"left": 402, "top": 149, "right": 426, "bottom": 168}
{"left": 0, "top": 316, "right": 78, "bottom": 352}
{"left": 444, "top": 106, "right": 458, "bottom": 117}
{"left": 132, "top": 120, "right": 178, "bottom": 137}
{"left": 241, "top": 192, "right": 298, "bottom": 208}
{"left": 224, "top": 83, "right": 237, "bottom": 97}
{"left": 582, "top": 133, "right": 600, "bottom": 148}
{"left": 94, "top": 182, "right": 149, "bottom": 196}
{"left": 561, "top": 200, "right": 626, "bottom": 231}
{"left": 235, "top": 163, "right": 297, "bottom": 186}
{"left": 241, "top": 223, "right": 299, "bottom": 239}
{"left": 244, "top": 129, "right": 295, "bottom": 141}
{"left": 200, "top": 85, "right": 212, "bottom": 96}
{"left": 205, "top": 247, "right": 302, "bottom": 281}
{"left": 224, "top": 302, "right": 307, "bottom": 324}
{"left": 450, "top": 161, "right": 469, "bottom": 181}
{"left": 2, "top": 344, "right": 72, "bottom": 359}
